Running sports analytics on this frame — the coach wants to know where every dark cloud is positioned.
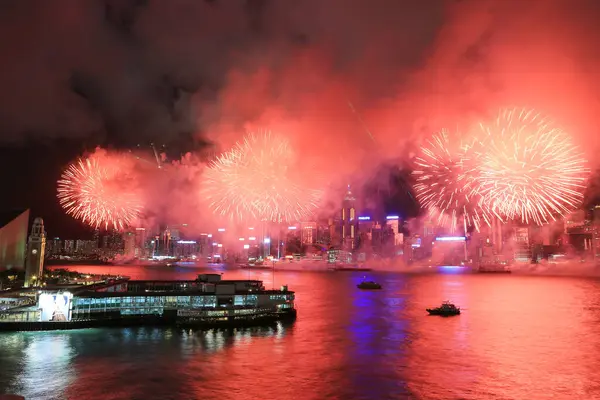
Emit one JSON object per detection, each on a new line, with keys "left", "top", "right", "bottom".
{"left": 1, "top": 0, "right": 599, "bottom": 164}
{"left": 0, "top": 0, "right": 444, "bottom": 148}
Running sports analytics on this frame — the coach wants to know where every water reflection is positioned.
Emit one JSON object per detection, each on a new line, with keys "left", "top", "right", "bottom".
{"left": 0, "top": 324, "right": 294, "bottom": 400}
{"left": 3, "top": 267, "right": 600, "bottom": 399}
{"left": 346, "top": 274, "right": 412, "bottom": 398}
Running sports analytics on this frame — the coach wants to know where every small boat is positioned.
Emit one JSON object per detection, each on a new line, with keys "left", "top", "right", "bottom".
{"left": 426, "top": 301, "right": 460, "bottom": 316}
{"left": 357, "top": 281, "right": 382, "bottom": 290}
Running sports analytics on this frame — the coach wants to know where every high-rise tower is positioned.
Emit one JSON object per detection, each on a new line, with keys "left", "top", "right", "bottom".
{"left": 25, "top": 217, "right": 46, "bottom": 287}
{"left": 341, "top": 185, "right": 358, "bottom": 249}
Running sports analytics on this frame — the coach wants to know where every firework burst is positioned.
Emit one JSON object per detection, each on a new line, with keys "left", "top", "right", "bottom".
{"left": 475, "top": 108, "right": 589, "bottom": 225}
{"left": 57, "top": 153, "right": 142, "bottom": 230}
{"left": 413, "top": 129, "right": 492, "bottom": 232}
{"left": 202, "top": 131, "right": 322, "bottom": 223}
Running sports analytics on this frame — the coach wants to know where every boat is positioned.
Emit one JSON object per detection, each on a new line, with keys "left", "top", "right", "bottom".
{"left": 357, "top": 281, "right": 382, "bottom": 290}
{"left": 478, "top": 264, "right": 512, "bottom": 273}
{"left": 426, "top": 301, "right": 461, "bottom": 316}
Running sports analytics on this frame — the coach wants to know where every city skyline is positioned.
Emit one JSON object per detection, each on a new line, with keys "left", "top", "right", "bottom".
{"left": 1, "top": 139, "right": 599, "bottom": 240}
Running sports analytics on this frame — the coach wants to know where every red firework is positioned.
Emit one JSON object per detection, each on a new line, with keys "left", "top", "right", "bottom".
{"left": 412, "top": 129, "right": 492, "bottom": 232}
{"left": 202, "top": 130, "right": 322, "bottom": 223}
{"left": 475, "top": 108, "right": 589, "bottom": 225}
{"left": 57, "top": 153, "right": 142, "bottom": 230}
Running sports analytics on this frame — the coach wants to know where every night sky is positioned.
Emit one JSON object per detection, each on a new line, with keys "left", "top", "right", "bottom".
{"left": 2, "top": 0, "right": 600, "bottom": 238}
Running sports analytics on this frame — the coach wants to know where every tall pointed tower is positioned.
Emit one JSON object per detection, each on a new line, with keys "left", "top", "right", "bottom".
{"left": 24, "top": 217, "right": 46, "bottom": 288}
{"left": 341, "top": 185, "right": 358, "bottom": 250}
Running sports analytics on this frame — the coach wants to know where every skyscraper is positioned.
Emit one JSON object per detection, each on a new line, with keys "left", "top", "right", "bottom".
{"left": 341, "top": 185, "right": 358, "bottom": 249}
{"left": 124, "top": 232, "right": 136, "bottom": 258}
{"left": 134, "top": 228, "right": 147, "bottom": 257}
{"left": 300, "top": 222, "right": 317, "bottom": 245}
{"left": 25, "top": 217, "right": 46, "bottom": 288}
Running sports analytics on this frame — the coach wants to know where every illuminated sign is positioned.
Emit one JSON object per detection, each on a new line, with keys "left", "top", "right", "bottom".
{"left": 264, "top": 238, "right": 271, "bottom": 244}
{"left": 135, "top": 228, "right": 145, "bottom": 231}
{"left": 212, "top": 242, "right": 218, "bottom": 246}
{"left": 435, "top": 236, "right": 466, "bottom": 242}
{"left": 288, "top": 226, "right": 297, "bottom": 230}
{"left": 438, "top": 265, "right": 466, "bottom": 270}
{"left": 249, "top": 237, "right": 256, "bottom": 240}
{"left": 217, "top": 228, "right": 226, "bottom": 232}
{"left": 217, "top": 244, "right": 223, "bottom": 248}
{"left": 386, "top": 215, "right": 399, "bottom": 220}
{"left": 243, "top": 244, "right": 250, "bottom": 249}
{"left": 177, "top": 240, "right": 196, "bottom": 244}
{"left": 358, "top": 216, "right": 371, "bottom": 221}
{"left": 207, "top": 234, "right": 212, "bottom": 238}
{"left": 239, "top": 238, "right": 245, "bottom": 241}
{"left": 248, "top": 227, "right": 254, "bottom": 230}
{"left": 38, "top": 292, "right": 73, "bottom": 322}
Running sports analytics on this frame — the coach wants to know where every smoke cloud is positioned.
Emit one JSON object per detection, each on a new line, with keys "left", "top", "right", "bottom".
{"left": 5, "top": 0, "right": 600, "bottom": 227}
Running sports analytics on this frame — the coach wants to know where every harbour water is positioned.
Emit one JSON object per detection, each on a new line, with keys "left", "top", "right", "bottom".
{"left": 1, "top": 265, "right": 600, "bottom": 399}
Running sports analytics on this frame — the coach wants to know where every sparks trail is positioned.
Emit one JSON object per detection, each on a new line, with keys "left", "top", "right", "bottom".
{"left": 202, "top": 130, "right": 322, "bottom": 223}
{"left": 57, "top": 153, "right": 142, "bottom": 230}
{"left": 475, "top": 108, "right": 589, "bottom": 225}
{"left": 412, "top": 129, "right": 492, "bottom": 233}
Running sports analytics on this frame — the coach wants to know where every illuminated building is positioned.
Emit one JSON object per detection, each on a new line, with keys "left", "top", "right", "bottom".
{"left": 134, "top": 228, "right": 147, "bottom": 257}
{"left": 341, "top": 186, "right": 358, "bottom": 249}
{"left": 0, "top": 274, "right": 296, "bottom": 329}
{"left": 47, "top": 237, "right": 62, "bottom": 257}
{"left": 198, "top": 234, "right": 212, "bottom": 259}
{"left": 124, "top": 232, "right": 136, "bottom": 258}
{"left": 75, "top": 239, "right": 98, "bottom": 256}
{"left": 370, "top": 222, "right": 384, "bottom": 253}
{"left": 514, "top": 227, "right": 531, "bottom": 262}
{"left": 430, "top": 236, "right": 468, "bottom": 266}
{"left": 64, "top": 239, "right": 75, "bottom": 255}
{"left": 25, "top": 217, "right": 46, "bottom": 288}
{"left": 174, "top": 240, "right": 199, "bottom": 258}
{"left": 92, "top": 229, "right": 100, "bottom": 248}
{"left": 105, "top": 230, "right": 124, "bottom": 254}
{"left": 0, "top": 209, "right": 29, "bottom": 271}
{"left": 386, "top": 215, "right": 404, "bottom": 247}
{"left": 299, "top": 222, "right": 317, "bottom": 245}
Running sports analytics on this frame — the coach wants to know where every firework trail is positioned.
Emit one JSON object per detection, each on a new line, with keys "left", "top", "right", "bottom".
{"left": 475, "top": 108, "right": 589, "bottom": 225}
{"left": 413, "top": 129, "right": 492, "bottom": 232}
{"left": 202, "top": 130, "right": 322, "bottom": 223}
{"left": 57, "top": 153, "right": 142, "bottom": 230}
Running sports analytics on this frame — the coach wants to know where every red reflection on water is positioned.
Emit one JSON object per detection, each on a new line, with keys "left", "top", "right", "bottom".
{"left": 40, "top": 265, "right": 600, "bottom": 399}
{"left": 405, "top": 274, "right": 600, "bottom": 399}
